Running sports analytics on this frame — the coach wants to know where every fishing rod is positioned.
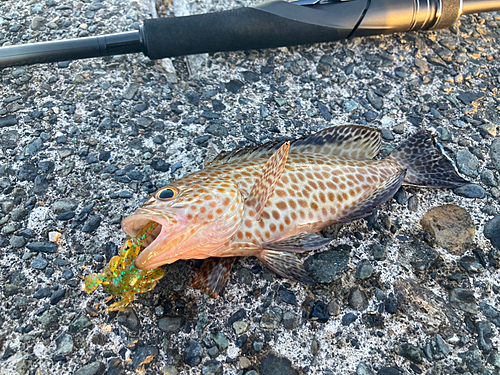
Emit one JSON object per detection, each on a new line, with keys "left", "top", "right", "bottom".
{"left": 0, "top": 0, "right": 499, "bottom": 69}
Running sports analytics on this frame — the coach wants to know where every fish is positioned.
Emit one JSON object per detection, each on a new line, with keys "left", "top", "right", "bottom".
{"left": 84, "top": 221, "right": 165, "bottom": 311}
{"left": 119, "top": 125, "right": 468, "bottom": 298}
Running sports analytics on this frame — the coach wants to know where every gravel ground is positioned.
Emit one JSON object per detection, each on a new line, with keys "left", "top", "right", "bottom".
{"left": 1, "top": 0, "right": 500, "bottom": 374}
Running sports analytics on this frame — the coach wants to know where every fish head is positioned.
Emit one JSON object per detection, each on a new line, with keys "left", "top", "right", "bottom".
{"left": 122, "top": 176, "right": 244, "bottom": 270}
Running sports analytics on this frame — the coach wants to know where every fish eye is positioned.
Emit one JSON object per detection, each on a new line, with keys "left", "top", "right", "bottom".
{"left": 156, "top": 187, "right": 178, "bottom": 201}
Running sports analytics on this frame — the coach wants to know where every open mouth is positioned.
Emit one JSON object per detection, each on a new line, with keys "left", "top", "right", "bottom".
{"left": 122, "top": 215, "right": 169, "bottom": 259}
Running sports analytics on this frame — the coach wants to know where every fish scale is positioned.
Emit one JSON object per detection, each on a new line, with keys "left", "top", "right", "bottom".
{"left": 119, "top": 125, "right": 468, "bottom": 298}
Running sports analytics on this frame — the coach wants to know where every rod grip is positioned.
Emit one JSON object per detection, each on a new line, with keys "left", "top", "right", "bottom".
{"left": 142, "top": 2, "right": 367, "bottom": 59}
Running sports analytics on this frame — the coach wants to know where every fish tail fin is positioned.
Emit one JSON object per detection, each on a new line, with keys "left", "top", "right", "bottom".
{"left": 387, "top": 130, "right": 469, "bottom": 188}
{"left": 257, "top": 250, "right": 315, "bottom": 284}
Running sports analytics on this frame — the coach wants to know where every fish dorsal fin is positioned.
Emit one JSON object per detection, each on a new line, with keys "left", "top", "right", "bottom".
{"left": 266, "top": 233, "right": 333, "bottom": 253}
{"left": 207, "top": 125, "right": 381, "bottom": 167}
{"left": 290, "top": 125, "right": 381, "bottom": 159}
{"left": 191, "top": 257, "right": 236, "bottom": 298}
{"left": 246, "top": 141, "right": 290, "bottom": 220}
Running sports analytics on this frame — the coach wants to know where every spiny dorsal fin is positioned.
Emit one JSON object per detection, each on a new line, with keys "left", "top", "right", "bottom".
{"left": 191, "top": 257, "right": 236, "bottom": 298}
{"left": 257, "top": 249, "right": 315, "bottom": 284}
{"left": 246, "top": 141, "right": 290, "bottom": 220}
{"left": 266, "top": 233, "right": 333, "bottom": 253}
{"left": 207, "top": 125, "right": 381, "bottom": 167}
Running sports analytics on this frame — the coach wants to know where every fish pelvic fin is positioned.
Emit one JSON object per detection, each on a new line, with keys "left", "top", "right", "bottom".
{"left": 246, "top": 141, "right": 290, "bottom": 220}
{"left": 388, "top": 131, "right": 469, "bottom": 188}
{"left": 257, "top": 250, "right": 315, "bottom": 284}
{"left": 266, "top": 233, "right": 333, "bottom": 253}
{"left": 338, "top": 169, "right": 407, "bottom": 223}
{"left": 191, "top": 257, "right": 236, "bottom": 298}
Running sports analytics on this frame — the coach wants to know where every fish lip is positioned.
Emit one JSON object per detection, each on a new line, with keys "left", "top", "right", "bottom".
{"left": 121, "top": 211, "right": 189, "bottom": 270}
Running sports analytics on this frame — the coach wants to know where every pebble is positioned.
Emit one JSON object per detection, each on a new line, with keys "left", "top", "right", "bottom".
{"left": 481, "top": 169, "right": 497, "bottom": 186}
{"left": 348, "top": 287, "right": 368, "bottom": 311}
{"left": 397, "top": 343, "right": 423, "bottom": 364}
{"left": 132, "top": 346, "right": 158, "bottom": 372}
{"left": 491, "top": 139, "right": 500, "bottom": 172}
{"left": 0, "top": 115, "right": 18, "bottom": 128}
{"left": 232, "top": 321, "right": 248, "bottom": 335}
{"left": 74, "top": 362, "right": 105, "bottom": 375}
{"left": 453, "top": 184, "right": 486, "bottom": 198}
{"left": 54, "top": 333, "right": 74, "bottom": 356}
{"left": 158, "top": 316, "right": 185, "bottom": 333}
{"left": 401, "top": 240, "right": 439, "bottom": 272}
{"left": 424, "top": 334, "right": 450, "bottom": 361}
{"left": 366, "top": 91, "right": 383, "bottom": 110}
{"left": 30, "top": 254, "right": 48, "bottom": 270}
{"left": 10, "top": 235, "right": 26, "bottom": 248}
{"left": 344, "top": 99, "right": 359, "bottom": 112}
{"left": 357, "top": 362, "right": 375, "bottom": 375}
{"left": 484, "top": 216, "right": 500, "bottom": 251}
{"left": 278, "top": 288, "right": 296, "bottom": 305}
{"left": 449, "top": 288, "right": 477, "bottom": 314}
{"left": 26, "top": 242, "right": 57, "bottom": 253}
{"left": 480, "top": 302, "right": 500, "bottom": 327}
{"left": 117, "top": 308, "right": 140, "bottom": 332}
{"left": 476, "top": 321, "right": 493, "bottom": 352}
{"left": 260, "top": 307, "right": 282, "bottom": 329}
{"left": 201, "top": 360, "right": 222, "bottom": 375}
{"left": 342, "top": 313, "right": 358, "bottom": 326}
{"left": 81, "top": 215, "right": 102, "bottom": 233}
{"left": 68, "top": 315, "right": 92, "bottom": 333}
{"left": 420, "top": 205, "right": 475, "bottom": 256}
{"left": 161, "top": 365, "right": 179, "bottom": 375}
{"left": 50, "top": 289, "right": 66, "bottom": 305}
{"left": 38, "top": 309, "right": 58, "bottom": 328}
{"left": 52, "top": 199, "right": 78, "bottom": 215}
{"left": 210, "top": 331, "right": 228, "bottom": 351}
{"left": 259, "top": 353, "right": 298, "bottom": 375}
{"left": 458, "top": 348, "right": 483, "bottom": 373}
{"left": 354, "top": 260, "right": 373, "bottom": 279}
{"left": 304, "top": 244, "right": 350, "bottom": 282}
{"left": 282, "top": 312, "right": 298, "bottom": 329}
{"left": 184, "top": 340, "right": 202, "bottom": 367}
{"left": 309, "top": 301, "right": 329, "bottom": 323}
{"left": 372, "top": 244, "right": 387, "bottom": 261}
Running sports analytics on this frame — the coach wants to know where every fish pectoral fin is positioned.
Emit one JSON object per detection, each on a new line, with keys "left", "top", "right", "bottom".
{"left": 265, "top": 233, "right": 333, "bottom": 253}
{"left": 191, "top": 257, "right": 237, "bottom": 298}
{"left": 257, "top": 250, "right": 315, "bottom": 284}
{"left": 246, "top": 141, "right": 290, "bottom": 220}
{"left": 338, "top": 169, "right": 407, "bottom": 224}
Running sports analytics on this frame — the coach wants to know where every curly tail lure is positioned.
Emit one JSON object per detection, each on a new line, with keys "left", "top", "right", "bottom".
{"left": 84, "top": 221, "right": 164, "bottom": 311}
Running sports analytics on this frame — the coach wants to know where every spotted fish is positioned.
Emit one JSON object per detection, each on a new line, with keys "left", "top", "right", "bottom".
{"left": 121, "top": 125, "right": 467, "bottom": 297}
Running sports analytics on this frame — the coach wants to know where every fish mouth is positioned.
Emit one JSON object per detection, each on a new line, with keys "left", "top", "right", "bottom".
{"left": 121, "top": 213, "right": 185, "bottom": 270}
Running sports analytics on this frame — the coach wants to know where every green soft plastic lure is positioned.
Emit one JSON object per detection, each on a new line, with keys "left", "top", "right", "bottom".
{"left": 84, "top": 221, "right": 164, "bottom": 311}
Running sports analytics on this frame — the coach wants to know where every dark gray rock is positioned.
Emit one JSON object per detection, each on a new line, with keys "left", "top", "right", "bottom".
{"left": 357, "top": 362, "right": 375, "bottom": 375}
{"left": 210, "top": 331, "right": 228, "bottom": 351}
{"left": 260, "top": 306, "right": 282, "bottom": 329}
{"left": 132, "top": 346, "right": 158, "bottom": 372}
{"left": 117, "top": 307, "right": 140, "bottom": 332}
{"left": 367, "top": 91, "right": 383, "bottom": 110}
{"left": 457, "top": 92, "right": 485, "bottom": 104}
{"left": 158, "top": 316, "right": 185, "bottom": 333}
{"left": 50, "top": 289, "right": 66, "bottom": 305}
{"left": 278, "top": 288, "right": 296, "bottom": 305}
{"left": 54, "top": 333, "right": 73, "bottom": 356}
{"left": 342, "top": 312, "right": 357, "bottom": 326}
{"left": 484, "top": 216, "right": 500, "bottom": 251}
{"left": 282, "top": 311, "right": 298, "bottom": 329}
{"left": 476, "top": 321, "right": 493, "bottom": 352}
{"left": 458, "top": 348, "right": 483, "bottom": 373}
{"left": 480, "top": 302, "right": 500, "bottom": 327}
{"left": 68, "top": 315, "right": 93, "bottom": 333}
{"left": 372, "top": 243, "right": 387, "bottom": 261}
{"left": 424, "top": 334, "right": 451, "bottom": 361}
{"left": 401, "top": 240, "right": 440, "bottom": 272}
{"left": 491, "top": 139, "right": 500, "bottom": 172}
{"left": 82, "top": 215, "right": 101, "bottom": 233}
{"left": 397, "top": 343, "right": 423, "bottom": 364}
{"left": 10, "top": 208, "right": 28, "bottom": 221}
{"left": 26, "top": 242, "right": 56, "bottom": 253}
{"left": 202, "top": 360, "right": 222, "bottom": 375}
{"left": 459, "top": 255, "right": 484, "bottom": 273}
{"left": 309, "top": 301, "right": 329, "bottom": 323}
{"left": 487, "top": 351, "right": 500, "bottom": 369}
{"left": 454, "top": 184, "right": 486, "bottom": 199}
{"left": 9, "top": 235, "right": 26, "bottom": 248}
{"left": 259, "top": 353, "right": 299, "bottom": 375}
{"left": 304, "top": 244, "right": 350, "bottom": 283}
{"left": 481, "top": 169, "right": 497, "bottom": 186}
{"left": 355, "top": 260, "right": 373, "bottom": 279}
{"left": 348, "top": 287, "right": 368, "bottom": 311}
{"left": 449, "top": 288, "right": 477, "bottom": 314}
{"left": 0, "top": 115, "right": 18, "bottom": 128}
{"left": 184, "top": 340, "right": 202, "bottom": 367}
{"left": 30, "top": 254, "right": 48, "bottom": 270}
